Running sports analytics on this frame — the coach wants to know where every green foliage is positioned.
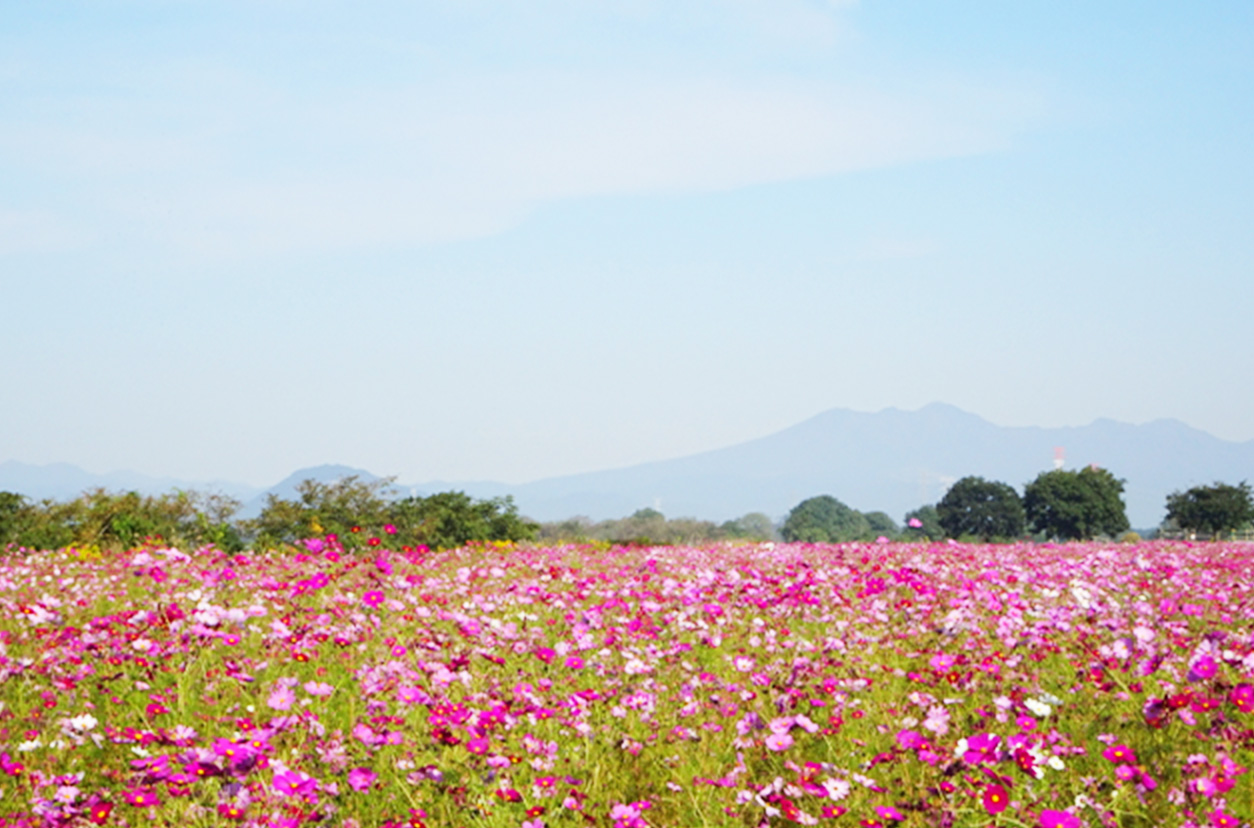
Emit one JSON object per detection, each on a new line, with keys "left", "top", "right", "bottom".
{"left": 936, "top": 476, "right": 1026, "bottom": 541}
{"left": 718, "top": 512, "right": 779, "bottom": 541}
{"left": 0, "top": 491, "right": 27, "bottom": 547}
{"left": 863, "top": 510, "right": 899, "bottom": 538}
{"left": 1164, "top": 481, "right": 1254, "bottom": 536}
{"left": 1023, "top": 466, "right": 1130, "bottom": 540}
{"left": 389, "top": 491, "right": 539, "bottom": 550}
{"left": 902, "top": 504, "right": 945, "bottom": 541}
{"left": 780, "top": 495, "right": 871, "bottom": 543}
{"left": 248, "top": 476, "right": 395, "bottom": 547}
{"left": 0, "top": 488, "right": 242, "bottom": 552}
{"left": 537, "top": 510, "right": 775, "bottom": 545}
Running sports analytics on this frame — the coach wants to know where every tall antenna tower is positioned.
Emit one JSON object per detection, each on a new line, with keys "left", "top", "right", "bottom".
{"left": 1053, "top": 446, "right": 1065, "bottom": 470}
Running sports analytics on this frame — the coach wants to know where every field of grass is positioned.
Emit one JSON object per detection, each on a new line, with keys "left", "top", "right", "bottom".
{"left": 0, "top": 537, "right": 1250, "bottom": 827}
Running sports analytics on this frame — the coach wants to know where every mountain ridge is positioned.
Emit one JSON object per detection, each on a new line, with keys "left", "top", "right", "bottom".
{"left": 3, "top": 404, "right": 1250, "bottom": 529}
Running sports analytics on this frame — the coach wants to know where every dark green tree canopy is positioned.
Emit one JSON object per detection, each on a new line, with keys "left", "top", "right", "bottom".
{"left": 1165, "top": 481, "right": 1254, "bottom": 537}
{"left": 1024, "top": 466, "right": 1130, "bottom": 540}
{"left": 902, "top": 505, "right": 945, "bottom": 541}
{"left": 781, "top": 495, "right": 870, "bottom": 543}
{"left": 863, "top": 511, "right": 899, "bottom": 538}
{"left": 937, "top": 476, "right": 1026, "bottom": 541}
{"left": 390, "top": 491, "right": 538, "bottom": 550}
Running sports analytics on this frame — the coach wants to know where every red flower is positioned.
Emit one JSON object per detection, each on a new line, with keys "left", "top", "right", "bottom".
{"left": 218, "top": 803, "right": 247, "bottom": 820}
{"left": 87, "top": 800, "right": 113, "bottom": 824}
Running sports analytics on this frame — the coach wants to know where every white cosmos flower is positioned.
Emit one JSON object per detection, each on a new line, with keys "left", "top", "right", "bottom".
{"left": 66, "top": 713, "right": 98, "bottom": 731}
{"left": 1024, "top": 698, "right": 1052, "bottom": 717}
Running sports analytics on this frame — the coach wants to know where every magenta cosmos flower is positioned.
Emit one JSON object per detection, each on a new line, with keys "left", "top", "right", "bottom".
{"left": 1229, "top": 683, "right": 1254, "bottom": 713}
{"left": 1101, "top": 744, "right": 1137, "bottom": 765}
{"left": 983, "top": 784, "right": 1009, "bottom": 814}
{"left": 273, "top": 770, "right": 318, "bottom": 799}
{"left": 347, "top": 767, "right": 377, "bottom": 791}
{"left": 1189, "top": 655, "right": 1219, "bottom": 682}
{"left": 1040, "top": 809, "right": 1082, "bottom": 828}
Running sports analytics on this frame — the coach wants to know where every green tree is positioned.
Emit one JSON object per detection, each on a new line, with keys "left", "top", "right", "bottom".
{"left": 902, "top": 505, "right": 945, "bottom": 541}
{"left": 937, "top": 476, "right": 1026, "bottom": 541}
{"left": 389, "top": 491, "right": 539, "bottom": 550}
{"left": 0, "top": 491, "right": 27, "bottom": 548}
{"left": 249, "top": 476, "right": 395, "bottom": 547}
{"left": 863, "top": 511, "right": 899, "bottom": 539}
{"left": 7, "top": 497, "right": 81, "bottom": 551}
{"left": 1023, "top": 466, "right": 1130, "bottom": 540}
{"left": 719, "top": 512, "right": 778, "bottom": 541}
{"left": 1165, "top": 481, "right": 1254, "bottom": 537}
{"left": 780, "top": 495, "right": 871, "bottom": 543}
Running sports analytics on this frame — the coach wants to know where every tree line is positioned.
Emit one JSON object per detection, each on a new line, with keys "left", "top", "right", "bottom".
{"left": 0, "top": 470, "right": 1249, "bottom": 553}
{"left": 781, "top": 471, "right": 1254, "bottom": 543}
{"left": 0, "top": 477, "right": 539, "bottom": 553}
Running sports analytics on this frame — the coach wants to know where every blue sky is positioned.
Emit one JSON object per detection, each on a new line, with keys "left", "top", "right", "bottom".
{"left": 4, "top": 1, "right": 1252, "bottom": 488}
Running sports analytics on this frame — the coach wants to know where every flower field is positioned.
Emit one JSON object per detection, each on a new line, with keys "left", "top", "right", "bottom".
{"left": 0, "top": 538, "right": 1252, "bottom": 828}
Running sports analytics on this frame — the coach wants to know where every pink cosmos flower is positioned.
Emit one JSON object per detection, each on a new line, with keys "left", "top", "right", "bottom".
{"left": 273, "top": 770, "right": 318, "bottom": 799}
{"left": 922, "top": 705, "right": 950, "bottom": 736}
{"left": 962, "top": 732, "right": 1001, "bottom": 764}
{"left": 267, "top": 683, "right": 296, "bottom": 711}
{"left": 896, "top": 730, "right": 926, "bottom": 750}
{"left": 397, "top": 686, "right": 426, "bottom": 705}
{"left": 362, "top": 590, "right": 385, "bottom": 608}
{"left": 1211, "top": 811, "right": 1241, "bottom": 828}
{"left": 875, "top": 805, "right": 904, "bottom": 822}
{"left": 122, "top": 787, "right": 161, "bottom": 807}
{"left": 1040, "top": 810, "right": 1082, "bottom": 828}
{"left": 764, "top": 731, "right": 794, "bottom": 752}
{"left": 1101, "top": 745, "right": 1137, "bottom": 765}
{"left": 1189, "top": 656, "right": 1219, "bottom": 682}
{"left": 347, "top": 767, "right": 377, "bottom": 791}
{"left": 1229, "top": 683, "right": 1254, "bottom": 713}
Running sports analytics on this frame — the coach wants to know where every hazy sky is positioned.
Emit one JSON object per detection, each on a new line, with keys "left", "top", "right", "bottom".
{"left": 4, "top": 1, "right": 1253, "bottom": 487}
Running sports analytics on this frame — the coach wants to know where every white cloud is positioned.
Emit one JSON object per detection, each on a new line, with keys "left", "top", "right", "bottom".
{"left": 20, "top": 70, "right": 1035, "bottom": 257}
{"left": 0, "top": 1, "right": 1043, "bottom": 259}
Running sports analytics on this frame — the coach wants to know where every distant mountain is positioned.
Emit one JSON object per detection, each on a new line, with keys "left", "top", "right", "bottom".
{"left": 3, "top": 404, "right": 1250, "bottom": 529}
{"left": 0, "top": 460, "right": 260, "bottom": 503}
{"left": 483, "top": 403, "right": 1254, "bottom": 529}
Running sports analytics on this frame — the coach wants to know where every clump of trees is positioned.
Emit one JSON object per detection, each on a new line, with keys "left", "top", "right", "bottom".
{"left": 779, "top": 495, "right": 899, "bottom": 543}
{"left": 537, "top": 508, "right": 778, "bottom": 545}
{"left": 0, "top": 488, "right": 244, "bottom": 552}
{"left": 1023, "top": 466, "right": 1130, "bottom": 541}
{"left": 249, "top": 476, "right": 538, "bottom": 551}
{"left": 936, "top": 476, "right": 1027, "bottom": 541}
{"left": 0, "top": 476, "right": 539, "bottom": 553}
{"left": 1164, "top": 481, "right": 1254, "bottom": 537}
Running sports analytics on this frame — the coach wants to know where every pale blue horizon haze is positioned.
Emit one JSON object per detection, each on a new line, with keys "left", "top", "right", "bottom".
{"left": 3, "top": 1, "right": 1252, "bottom": 490}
